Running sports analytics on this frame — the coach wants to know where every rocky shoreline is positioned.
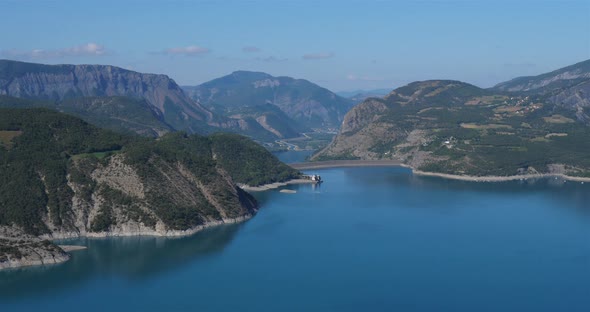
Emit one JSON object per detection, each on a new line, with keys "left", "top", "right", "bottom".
{"left": 412, "top": 170, "right": 590, "bottom": 183}
{"left": 290, "top": 160, "right": 403, "bottom": 170}
{"left": 0, "top": 215, "right": 253, "bottom": 271}
{"left": 238, "top": 179, "right": 315, "bottom": 191}
{"left": 5, "top": 161, "right": 587, "bottom": 271}
{"left": 290, "top": 160, "right": 590, "bottom": 183}
{"left": 0, "top": 226, "right": 70, "bottom": 271}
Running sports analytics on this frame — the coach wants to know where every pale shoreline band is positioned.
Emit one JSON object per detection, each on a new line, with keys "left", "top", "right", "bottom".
{"left": 288, "top": 160, "right": 590, "bottom": 183}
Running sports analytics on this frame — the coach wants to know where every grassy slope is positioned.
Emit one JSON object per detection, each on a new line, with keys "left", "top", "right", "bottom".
{"left": 318, "top": 80, "right": 590, "bottom": 177}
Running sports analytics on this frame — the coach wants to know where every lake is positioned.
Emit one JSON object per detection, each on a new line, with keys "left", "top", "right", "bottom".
{"left": 1, "top": 167, "right": 589, "bottom": 311}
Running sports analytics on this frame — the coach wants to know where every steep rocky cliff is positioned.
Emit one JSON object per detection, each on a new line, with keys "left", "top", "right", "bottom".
{"left": 0, "top": 59, "right": 219, "bottom": 133}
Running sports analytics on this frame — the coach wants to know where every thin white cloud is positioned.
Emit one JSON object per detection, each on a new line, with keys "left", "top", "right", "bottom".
{"left": 302, "top": 52, "right": 334, "bottom": 60}
{"left": 64, "top": 43, "right": 106, "bottom": 56}
{"left": 242, "top": 46, "right": 260, "bottom": 53}
{"left": 0, "top": 43, "right": 107, "bottom": 59}
{"left": 255, "top": 56, "right": 288, "bottom": 62}
{"left": 161, "top": 45, "right": 210, "bottom": 56}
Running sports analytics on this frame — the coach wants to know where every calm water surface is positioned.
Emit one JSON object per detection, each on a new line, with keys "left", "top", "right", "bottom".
{"left": 1, "top": 167, "right": 589, "bottom": 311}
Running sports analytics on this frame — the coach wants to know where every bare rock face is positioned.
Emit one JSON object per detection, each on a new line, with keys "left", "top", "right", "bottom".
{"left": 91, "top": 155, "right": 146, "bottom": 199}
{"left": 44, "top": 154, "right": 258, "bottom": 239}
{"left": 340, "top": 99, "right": 387, "bottom": 134}
{"left": 493, "top": 59, "right": 590, "bottom": 92}
{"left": 312, "top": 98, "right": 394, "bottom": 160}
{"left": 491, "top": 59, "right": 590, "bottom": 124}
{"left": 549, "top": 80, "right": 590, "bottom": 123}
{"left": 1, "top": 147, "right": 259, "bottom": 270}
{"left": 0, "top": 226, "right": 69, "bottom": 270}
{"left": 0, "top": 60, "right": 215, "bottom": 130}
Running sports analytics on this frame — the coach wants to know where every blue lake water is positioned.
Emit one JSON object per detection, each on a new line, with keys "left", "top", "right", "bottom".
{"left": 1, "top": 167, "right": 589, "bottom": 311}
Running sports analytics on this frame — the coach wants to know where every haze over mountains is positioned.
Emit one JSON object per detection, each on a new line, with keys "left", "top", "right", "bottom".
{"left": 183, "top": 70, "right": 354, "bottom": 131}
{"left": 336, "top": 89, "right": 391, "bottom": 103}
{"left": 315, "top": 59, "right": 590, "bottom": 178}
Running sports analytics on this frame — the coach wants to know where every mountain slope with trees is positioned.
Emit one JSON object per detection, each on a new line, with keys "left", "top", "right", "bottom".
{"left": 184, "top": 71, "right": 355, "bottom": 131}
{"left": 315, "top": 61, "right": 590, "bottom": 178}
{"left": 0, "top": 108, "right": 300, "bottom": 269}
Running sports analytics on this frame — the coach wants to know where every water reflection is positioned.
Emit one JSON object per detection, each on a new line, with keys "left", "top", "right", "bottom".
{"left": 0, "top": 223, "right": 243, "bottom": 300}
{"left": 326, "top": 166, "right": 590, "bottom": 215}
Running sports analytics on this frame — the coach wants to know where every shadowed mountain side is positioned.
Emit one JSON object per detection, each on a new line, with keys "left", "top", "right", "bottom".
{"left": 0, "top": 95, "right": 172, "bottom": 137}
{"left": 0, "top": 59, "right": 223, "bottom": 134}
{"left": 184, "top": 70, "right": 355, "bottom": 129}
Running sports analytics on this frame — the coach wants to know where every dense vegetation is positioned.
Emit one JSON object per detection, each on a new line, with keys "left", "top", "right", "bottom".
{"left": 0, "top": 108, "right": 298, "bottom": 235}
{"left": 0, "top": 95, "right": 171, "bottom": 137}
{"left": 210, "top": 133, "right": 301, "bottom": 186}
{"left": 0, "top": 108, "right": 128, "bottom": 234}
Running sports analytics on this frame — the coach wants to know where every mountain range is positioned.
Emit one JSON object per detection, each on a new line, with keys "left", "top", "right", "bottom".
{"left": 0, "top": 60, "right": 217, "bottom": 133}
{"left": 0, "top": 60, "right": 354, "bottom": 142}
{"left": 183, "top": 71, "right": 355, "bottom": 132}
{"left": 184, "top": 71, "right": 353, "bottom": 138}
{"left": 315, "top": 59, "right": 590, "bottom": 178}
{"left": 2, "top": 57, "right": 590, "bottom": 269}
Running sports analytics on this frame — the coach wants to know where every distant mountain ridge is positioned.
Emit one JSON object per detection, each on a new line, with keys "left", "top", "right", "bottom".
{"left": 493, "top": 59, "right": 590, "bottom": 123}
{"left": 0, "top": 60, "right": 352, "bottom": 142}
{"left": 0, "top": 59, "right": 222, "bottom": 134}
{"left": 184, "top": 71, "right": 355, "bottom": 130}
{"left": 493, "top": 59, "right": 590, "bottom": 92}
{"left": 337, "top": 88, "right": 391, "bottom": 102}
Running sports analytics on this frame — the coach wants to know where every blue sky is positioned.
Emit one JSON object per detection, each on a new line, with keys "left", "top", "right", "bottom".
{"left": 1, "top": 0, "right": 588, "bottom": 91}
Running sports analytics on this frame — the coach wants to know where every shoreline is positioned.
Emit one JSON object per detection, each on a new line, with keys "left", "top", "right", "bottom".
{"left": 412, "top": 170, "right": 590, "bottom": 183}
{"left": 58, "top": 245, "right": 87, "bottom": 252}
{"left": 290, "top": 160, "right": 404, "bottom": 170}
{"left": 1, "top": 215, "right": 254, "bottom": 271}
{"left": 42, "top": 215, "right": 253, "bottom": 240}
{"left": 288, "top": 160, "right": 590, "bottom": 183}
{"left": 238, "top": 179, "right": 315, "bottom": 192}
